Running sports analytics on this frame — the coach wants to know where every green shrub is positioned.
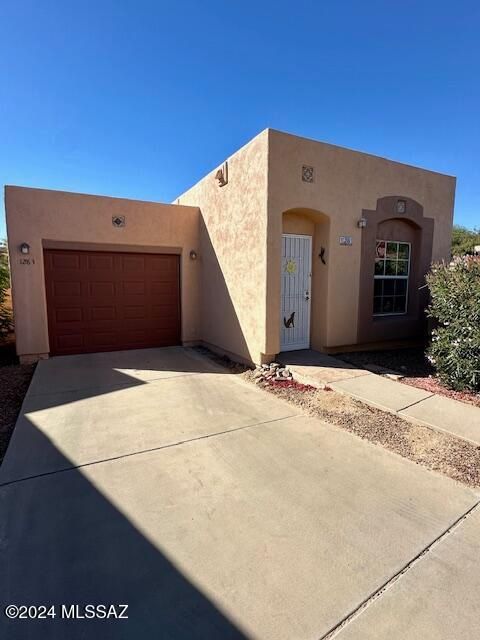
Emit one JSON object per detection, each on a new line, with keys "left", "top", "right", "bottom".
{"left": 451, "top": 225, "right": 480, "bottom": 257}
{"left": 0, "top": 240, "right": 12, "bottom": 339}
{"left": 426, "top": 256, "right": 480, "bottom": 392}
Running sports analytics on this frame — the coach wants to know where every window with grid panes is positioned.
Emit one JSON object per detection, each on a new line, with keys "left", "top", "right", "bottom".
{"left": 373, "top": 240, "right": 410, "bottom": 315}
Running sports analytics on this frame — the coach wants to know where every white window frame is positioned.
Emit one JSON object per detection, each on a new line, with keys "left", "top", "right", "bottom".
{"left": 373, "top": 239, "right": 411, "bottom": 317}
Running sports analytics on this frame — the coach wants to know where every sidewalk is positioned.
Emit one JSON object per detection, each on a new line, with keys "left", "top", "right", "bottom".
{"left": 279, "top": 350, "right": 480, "bottom": 446}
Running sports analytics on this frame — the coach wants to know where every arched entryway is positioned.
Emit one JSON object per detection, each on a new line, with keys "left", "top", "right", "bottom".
{"left": 357, "top": 196, "right": 434, "bottom": 344}
{"left": 280, "top": 208, "right": 330, "bottom": 352}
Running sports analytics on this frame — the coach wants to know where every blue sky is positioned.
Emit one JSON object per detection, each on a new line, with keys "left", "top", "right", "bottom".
{"left": 1, "top": 0, "right": 479, "bottom": 238}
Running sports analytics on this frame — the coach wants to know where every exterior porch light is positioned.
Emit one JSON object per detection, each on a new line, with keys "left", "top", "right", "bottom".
{"left": 189, "top": 250, "right": 198, "bottom": 260}
{"left": 357, "top": 217, "right": 367, "bottom": 229}
{"left": 20, "top": 242, "right": 30, "bottom": 254}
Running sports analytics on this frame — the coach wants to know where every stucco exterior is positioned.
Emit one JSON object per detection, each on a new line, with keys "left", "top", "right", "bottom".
{"left": 5, "top": 128, "right": 456, "bottom": 364}
{"left": 177, "top": 130, "right": 269, "bottom": 363}
{"left": 5, "top": 188, "right": 201, "bottom": 362}
{"left": 265, "top": 129, "right": 455, "bottom": 353}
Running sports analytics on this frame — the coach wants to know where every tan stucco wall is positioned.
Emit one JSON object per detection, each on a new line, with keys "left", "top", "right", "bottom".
{"left": 5, "top": 129, "right": 456, "bottom": 364}
{"left": 5, "top": 187, "right": 201, "bottom": 360}
{"left": 266, "top": 129, "right": 456, "bottom": 352}
{"left": 177, "top": 130, "right": 269, "bottom": 363}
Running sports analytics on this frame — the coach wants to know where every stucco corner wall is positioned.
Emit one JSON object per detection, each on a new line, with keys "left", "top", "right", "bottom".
{"left": 5, "top": 186, "right": 201, "bottom": 359}
{"left": 177, "top": 129, "right": 269, "bottom": 364}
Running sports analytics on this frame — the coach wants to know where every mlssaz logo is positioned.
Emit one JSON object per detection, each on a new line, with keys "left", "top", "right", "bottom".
{"left": 61, "top": 604, "right": 129, "bottom": 619}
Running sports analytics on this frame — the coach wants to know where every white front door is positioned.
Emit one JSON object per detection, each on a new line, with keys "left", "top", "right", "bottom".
{"left": 280, "top": 234, "right": 312, "bottom": 351}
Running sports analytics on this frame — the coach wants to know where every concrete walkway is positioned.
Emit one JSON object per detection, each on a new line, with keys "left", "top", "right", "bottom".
{"left": 1, "top": 347, "right": 479, "bottom": 639}
{"left": 279, "top": 350, "right": 480, "bottom": 446}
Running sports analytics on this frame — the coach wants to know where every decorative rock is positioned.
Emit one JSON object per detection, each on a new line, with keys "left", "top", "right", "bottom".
{"left": 251, "top": 362, "right": 294, "bottom": 385}
{"left": 385, "top": 373, "right": 405, "bottom": 381}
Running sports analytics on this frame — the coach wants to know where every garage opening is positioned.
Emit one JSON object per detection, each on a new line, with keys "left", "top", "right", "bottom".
{"left": 44, "top": 249, "right": 181, "bottom": 356}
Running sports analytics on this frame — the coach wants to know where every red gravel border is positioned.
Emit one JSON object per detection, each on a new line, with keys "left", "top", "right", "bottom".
{"left": 0, "top": 340, "right": 36, "bottom": 465}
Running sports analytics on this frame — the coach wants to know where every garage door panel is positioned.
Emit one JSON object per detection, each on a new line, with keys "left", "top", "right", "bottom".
{"left": 152, "top": 304, "right": 178, "bottom": 319}
{"left": 50, "top": 253, "right": 81, "bottom": 270}
{"left": 83, "top": 321, "right": 121, "bottom": 333}
{"left": 149, "top": 254, "right": 176, "bottom": 269}
{"left": 88, "top": 282, "right": 116, "bottom": 297}
{"left": 148, "top": 262, "right": 180, "bottom": 280}
{"left": 150, "top": 275, "right": 181, "bottom": 284}
{"left": 151, "top": 281, "right": 179, "bottom": 296}
{"left": 123, "top": 281, "right": 145, "bottom": 295}
{"left": 122, "top": 255, "right": 146, "bottom": 272}
{"left": 53, "top": 281, "right": 82, "bottom": 297}
{"left": 123, "top": 305, "right": 147, "bottom": 320}
{"left": 152, "top": 318, "right": 180, "bottom": 330}
{"left": 90, "top": 306, "right": 117, "bottom": 321}
{"left": 151, "top": 332, "right": 179, "bottom": 346}
{"left": 44, "top": 250, "right": 181, "bottom": 356}
{"left": 125, "top": 330, "right": 149, "bottom": 343}
{"left": 86, "top": 254, "right": 115, "bottom": 270}
{"left": 54, "top": 307, "right": 83, "bottom": 323}
{"left": 56, "top": 334, "right": 85, "bottom": 350}
{"left": 88, "top": 332, "right": 118, "bottom": 348}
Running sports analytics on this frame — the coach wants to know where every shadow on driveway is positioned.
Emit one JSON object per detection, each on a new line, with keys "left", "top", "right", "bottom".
{"left": 0, "top": 424, "right": 247, "bottom": 640}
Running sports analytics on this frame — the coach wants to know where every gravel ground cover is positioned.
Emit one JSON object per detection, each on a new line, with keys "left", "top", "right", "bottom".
{"left": 244, "top": 370, "right": 480, "bottom": 488}
{"left": 0, "top": 340, "right": 35, "bottom": 464}
{"left": 193, "top": 348, "right": 480, "bottom": 488}
{"left": 337, "top": 347, "right": 480, "bottom": 408}
{"left": 0, "top": 339, "right": 18, "bottom": 367}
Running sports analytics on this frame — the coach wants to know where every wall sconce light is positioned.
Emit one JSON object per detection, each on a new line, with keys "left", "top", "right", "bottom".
{"left": 357, "top": 217, "right": 367, "bottom": 229}
{"left": 20, "top": 242, "right": 30, "bottom": 254}
{"left": 189, "top": 250, "right": 198, "bottom": 260}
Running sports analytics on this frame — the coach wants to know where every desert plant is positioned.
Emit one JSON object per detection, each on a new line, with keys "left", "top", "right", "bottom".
{"left": 426, "top": 256, "right": 480, "bottom": 392}
{"left": 0, "top": 239, "right": 12, "bottom": 339}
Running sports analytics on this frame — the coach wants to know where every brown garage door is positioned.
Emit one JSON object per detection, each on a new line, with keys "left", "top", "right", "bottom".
{"left": 44, "top": 249, "right": 181, "bottom": 356}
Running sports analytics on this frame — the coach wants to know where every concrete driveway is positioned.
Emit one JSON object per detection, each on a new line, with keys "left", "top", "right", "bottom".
{"left": 1, "top": 347, "right": 479, "bottom": 639}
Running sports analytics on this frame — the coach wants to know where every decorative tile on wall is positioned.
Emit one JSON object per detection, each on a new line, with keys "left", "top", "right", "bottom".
{"left": 302, "top": 165, "right": 314, "bottom": 183}
{"left": 112, "top": 215, "right": 126, "bottom": 228}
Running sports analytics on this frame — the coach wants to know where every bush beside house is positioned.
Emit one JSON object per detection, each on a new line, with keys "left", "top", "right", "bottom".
{"left": 451, "top": 225, "right": 480, "bottom": 257}
{"left": 0, "top": 240, "right": 12, "bottom": 340}
{"left": 426, "top": 256, "right": 480, "bottom": 392}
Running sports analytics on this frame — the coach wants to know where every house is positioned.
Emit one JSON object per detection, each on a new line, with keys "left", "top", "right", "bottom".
{"left": 5, "top": 129, "right": 455, "bottom": 365}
